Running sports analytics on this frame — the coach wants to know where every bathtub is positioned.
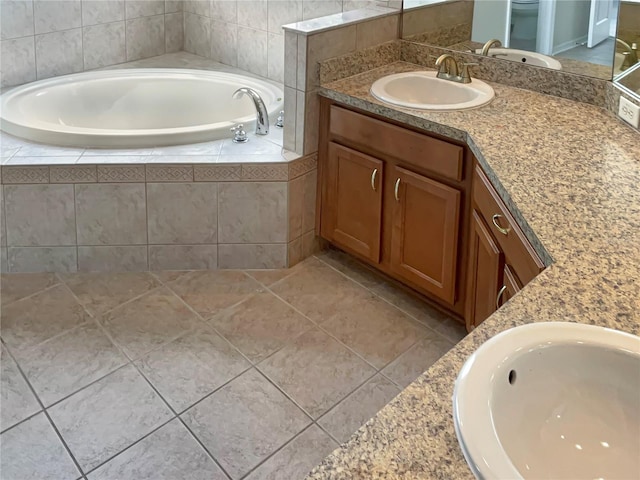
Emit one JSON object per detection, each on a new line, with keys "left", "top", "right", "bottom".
{"left": 0, "top": 69, "right": 283, "bottom": 148}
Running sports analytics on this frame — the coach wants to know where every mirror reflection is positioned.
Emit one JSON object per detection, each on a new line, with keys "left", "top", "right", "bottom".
{"left": 614, "top": 1, "right": 640, "bottom": 99}
{"left": 402, "top": 0, "right": 626, "bottom": 80}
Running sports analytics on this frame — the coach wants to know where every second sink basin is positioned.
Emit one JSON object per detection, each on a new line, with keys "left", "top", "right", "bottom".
{"left": 370, "top": 71, "right": 495, "bottom": 111}
{"left": 453, "top": 322, "right": 640, "bottom": 479}
{"left": 475, "top": 48, "right": 563, "bottom": 70}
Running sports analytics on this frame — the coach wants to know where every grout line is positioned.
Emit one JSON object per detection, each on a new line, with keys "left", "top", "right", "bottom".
{"left": 1, "top": 338, "right": 87, "bottom": 477}
{"left": 1, "top": 279, "right": 64, "bottom": 308}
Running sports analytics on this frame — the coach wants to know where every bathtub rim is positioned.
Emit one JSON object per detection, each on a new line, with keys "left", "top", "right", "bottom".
{"left": 0, "top": 68, "right": 284, "bottom": 148}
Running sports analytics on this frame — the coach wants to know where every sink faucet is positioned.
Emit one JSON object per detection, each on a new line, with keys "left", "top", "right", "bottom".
{"left": 232, "top": 87, "right": 269, "bottom": 135}
{"left": 616, "top": 38, "right": 638, "bottom": 70}
{"left": 481, "top": 39, "right": 502, "bottom": 56}
{"left": 435, "top": 54, "right": 459, "bottom": 80}
{"left": 435, "top": 54, "right": 476, "bottom": 84}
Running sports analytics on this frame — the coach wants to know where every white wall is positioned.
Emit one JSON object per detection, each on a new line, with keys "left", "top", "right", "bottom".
{"left": 552, "top": 0, "right": 591, "bottom": 53}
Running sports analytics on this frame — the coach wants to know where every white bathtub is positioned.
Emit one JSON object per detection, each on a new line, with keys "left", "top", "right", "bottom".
{"left": 0, "top": 69, "right": 284, "bottom": 148}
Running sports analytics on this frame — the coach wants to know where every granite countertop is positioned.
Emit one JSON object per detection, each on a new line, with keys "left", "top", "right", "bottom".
{"left": 307, "top": 61, "right": 640, "bottom": 479}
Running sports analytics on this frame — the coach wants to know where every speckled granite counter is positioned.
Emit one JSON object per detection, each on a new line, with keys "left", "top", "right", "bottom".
{"left": 307, "top": 62, "right": 640, "bottom": 479}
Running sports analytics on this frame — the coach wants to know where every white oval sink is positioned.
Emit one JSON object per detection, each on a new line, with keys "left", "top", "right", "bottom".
{"left": 475, "top": 48, "right": 563, "bottom": 70}
{"left": 370, "top": 71, "right": 494, "bottom": 111}
{"left": 453, "top": 322, "right": 640, "bottom": 480}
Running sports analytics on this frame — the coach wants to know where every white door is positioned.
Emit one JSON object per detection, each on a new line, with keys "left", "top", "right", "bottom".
{"left": 471, "top": 0, "right": 512, "bottom": 48}
{"left": 588, "top": 0, "right": 614, "bottom": 47}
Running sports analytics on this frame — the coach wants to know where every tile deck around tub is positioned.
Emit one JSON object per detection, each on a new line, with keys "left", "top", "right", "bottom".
{"left": 0, "top": 250, "right": 467, "bottom": 480}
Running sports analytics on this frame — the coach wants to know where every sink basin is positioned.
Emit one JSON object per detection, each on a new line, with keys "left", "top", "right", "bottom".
{"left": 370, "top": 71, "right": 494, "bottom": 111}
{"left": 475, "top": 48, "right": 562, "bottom": 70}
{"left": 453, "top": 322, "right": 640, "bottom": 479}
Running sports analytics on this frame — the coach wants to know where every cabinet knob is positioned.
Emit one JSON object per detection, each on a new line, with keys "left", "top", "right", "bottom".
{"left": 496, "top": 285, "right": 507, "bottom": 310}
{"left": 492, "top": 214, "right": 511, "bottom": 235}
{"left": 394, "top": 178, "right": 401, "bottom": 201}
{"left": 371, "top": 168, "right": 378, "bottom": 191}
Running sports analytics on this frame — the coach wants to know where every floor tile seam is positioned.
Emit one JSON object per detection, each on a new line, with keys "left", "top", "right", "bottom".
{"left": 0, "top": 403, "right": 43, "bottom": 435}
{"left": 78, "top": 281, "right": 168, "bottom": 318}
{"left": 236, "top": 422, "right": 339, "bottom": 480}
{"left": 312, "top": 254, "right": 455, "bottom": 343}
{"left": 79, "top": 416, "right": 177, "bottom": 479}
{"left": 256, "top": 284, "right": 382, "bottom": 371}
{"left": 0, "top": 278, "right": 64, "bottom": 309}
{"left": 1, "top": 340, "right": 86, "bottom": 477}
{"left": 4, "top": 317, "right": 97, "bottom": 364}
{"left": 242, "top": 268, "right": 298, "bottom": 289}
{"left": 143, "top": 273, "right": 259, "bottom": 367}
{"left": 254, "top": 353, "right": 379, "bottom": 426}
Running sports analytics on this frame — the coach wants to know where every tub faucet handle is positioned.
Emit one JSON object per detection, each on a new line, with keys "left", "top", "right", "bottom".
{"left": 276, "top": 111, "right": 284, "bottom": 128}
{"left": 231, "top": 124, "right": 249, "bottom": 143}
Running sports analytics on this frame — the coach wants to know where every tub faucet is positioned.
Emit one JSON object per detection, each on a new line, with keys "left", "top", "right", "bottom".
{"left": 481, "top": 39, "right": 502, "bottom": 56}
{"left": 232, "top": 87, "right": 269, "bottom": 135}
{"left": 616, "top": 38, "right": 638, "bottom": 70}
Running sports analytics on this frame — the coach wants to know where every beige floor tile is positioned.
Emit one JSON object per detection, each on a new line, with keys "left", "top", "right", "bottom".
{"left": 0, "top": 272, "right": 59, "bottom": 306}
{"left": 244, "top": 425, "right": 337, "bottom": 480}
{"left": 48, "top": 365, "right": 173, "bottom": 472}
{"left": 318, "top": 374, "right": 400, "bottom": 444}
{"left": 101, "top": 287, "right": 202, "bottom": 359}
{"left": 0, "top": 413, "right": 80, "bottom": 480}
{"left": 381, "top": 334, "right": 454, "bottom": 389}
{"left": 87, "top": 419, "right": 227, "bottom": 480}
{"left": 269, "top": 258, "right": 376, "bottom": 325}
{"left": 60, "top": 272, "right": 161, "bottom": 316}
{"left": 315, "top": 249, "right": 384, "bottom": 289}
{"left": 1, "top": 345, "right": 41, "bottom": 432}
{"left": 182, "top": 368, "right": 310, "bottom": 479}
{"left": 164, "top": 270, "right": 262, "bottom": 318}
{"left": 136, "top": 327, "right": 251, "bottom": 412}
{"left": 151, "top": 270, "right": 191, "bottom": 284}
{"left": 209, "top": 292, "right": 313, "bottom": 363}
{"left": 16, "top": 322, "right": 127, "bottom": 407}
{"left": 258, "top": 328, "right": 376, "bottom": 418}
{"left": 0, "top": 284, "right": 90, "bottom": 352}
{"left": 435, "top": 317, "right": 468, "bottom": 343}
{"left": 245, "top": 268, "right": 297, "bottom": 287}
{"left": 321, "top": 295, "right": 427, "bottom": 369}
{"left": 369, "top": 281, "right": 452, "bottom": 330}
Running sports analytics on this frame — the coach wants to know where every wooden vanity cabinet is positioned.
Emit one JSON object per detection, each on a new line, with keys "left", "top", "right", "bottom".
{"left": 465, "top": 165, "right": 545, "bottom": 331}
{"left": 318, "top": 99, "right": 470, "bottom": 315}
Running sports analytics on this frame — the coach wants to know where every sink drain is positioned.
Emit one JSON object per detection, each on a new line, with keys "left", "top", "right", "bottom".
{"left": 508, "top": 370, "right": 517, "bottom": 385}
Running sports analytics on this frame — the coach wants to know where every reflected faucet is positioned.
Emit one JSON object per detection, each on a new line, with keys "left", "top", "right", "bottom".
{"left": 481, "top": 39, "right": 502, "bottom": 56}
{"left": 232, "top": 87, "right": 269, "bottom": 135}
{"left": 615, "top": 38, "right": 638, "bottom": 70}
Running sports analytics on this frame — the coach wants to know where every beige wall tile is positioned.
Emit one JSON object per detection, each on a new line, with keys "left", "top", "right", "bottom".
{"left": 287, "top": 237, "right": 302, "bottom": 267}
{"left": 288, "top": 175, "right": 304, "bottom": 241}
{"left": 147, "top": 183, "right": 218, "bottom": 244}
{"left": 284, "top": 32, "right": 297, "bottom": 88}
{"left": 1, "top": 166, "right": 49, "bottom": 184}
{"left": 194, "top": 165, "right": 241, "bottom": 182}
{"left": 50, "top": 165, "right": 97, "bottom": 183}
{"left": 355, "top": 14, "right": 398, "bottom": 49}
{"left": 302, "top": 169, "right": 317, "bottom": 233}
{"left": 218, "top": 243, "right": 287, "bottom": 269}
{"left": 77, "top": 246, "right": 149, "bottom": 272}
{"left": 283, "top": 86, "right": 297, "bottom": 152}
{"left": 8, "top": 247, "right": 77, "bottom": 272}
{"left": 97, "top": 165, "right": 145, "bottom": 182}
{"left": 148, "top": 244, "right": 217, "bottom": 270}
{"left": 75, "top": 183, "right": 147, "bottom": 245}
{"left": 218, "top": 182, "right": 288, "bottom": 243}
{"left": 306, "top": 25, "right": 356, "bottom": 90}
{"left": 303, "top": 90, "right": 320, "bottom": 155}
{"left": 4, "top": 185, "right": 76, "bottom": 246}
{"left": 146, "top": 164, "right": 194, "bottom": 182}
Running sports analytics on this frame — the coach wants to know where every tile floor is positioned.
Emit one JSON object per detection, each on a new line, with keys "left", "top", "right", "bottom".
{"left": 0, "top": 249, "right": 466, "bottom": 480}
{"left": 557, "top": 37, "right": 616, "bottom": 66}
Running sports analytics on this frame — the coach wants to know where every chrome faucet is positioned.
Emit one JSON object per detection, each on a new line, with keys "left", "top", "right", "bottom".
{"left": 232, "top": 87, "right": 269, "bottom": 135}
{"left": 481, "top": 39, "right": 502, "bottom": 56}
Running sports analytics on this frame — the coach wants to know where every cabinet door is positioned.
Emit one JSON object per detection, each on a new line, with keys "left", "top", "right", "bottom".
{"left": 466, "top": 210, "right": 505, "bottom": 331}
{"left": 324, "top": 142, "right": 384, "bottom": 263}
{"left": 390, "top": 165, "right": 461, "bottom": 304}
{"left": 498, "top": 264, "right": 523, "bottom": 308}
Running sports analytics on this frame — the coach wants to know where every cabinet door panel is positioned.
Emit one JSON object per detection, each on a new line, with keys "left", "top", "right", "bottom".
{"left": 466, "top": 210, "right": 505, "bottom": 331}
{"left": 390, "top": 165, "right": 461, "bottom": 304}
{"left": 500, "top": 264, "right": 523, "bottom": 307}
{"left": 325, "top": 142, "right": 384, "bottom": 263}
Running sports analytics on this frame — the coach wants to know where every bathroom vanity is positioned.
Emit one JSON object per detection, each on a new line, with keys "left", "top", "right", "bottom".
{"left": 316, "top": 99, "right": 544, "bottom": 331}
{"left": 306, "top": 59, "right": 640, "bottom": 479}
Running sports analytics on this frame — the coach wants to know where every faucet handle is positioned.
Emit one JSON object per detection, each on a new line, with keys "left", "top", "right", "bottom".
{"left": 230, "top": 124, "right": 249, "bottom": 143}
{"left": 460, "top": 62, "right": 478, "bottom": 83}
{"left": 275, "top": 110, "right": 284, "bottom": 128}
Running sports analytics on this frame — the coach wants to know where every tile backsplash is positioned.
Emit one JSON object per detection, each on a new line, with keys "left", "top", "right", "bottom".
{"left": 0, "top": 0, "right": 184, "bottom": 87}
{"left": 182, "top": 0, "right": 383, "bottom": 84}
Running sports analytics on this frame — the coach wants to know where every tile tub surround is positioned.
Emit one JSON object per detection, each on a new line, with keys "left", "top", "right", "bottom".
{"left": 0, "top": 253, "right": 466, "bottom": 478}
{"left": 303, "top": 63, "right": 640, "bottom": 479}
{"left": 0, "top": 136, "right": 318, "bottom": 272}
{"left": 0, "top": 0, "right": 185, "bottom": 88}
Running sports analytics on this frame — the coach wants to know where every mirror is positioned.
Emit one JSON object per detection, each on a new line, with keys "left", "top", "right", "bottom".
{"left": 401, "top": 0, "right": 626, "bottom": 80}
{"left": 613, "top": 1, "right": 640, "bottom": 100}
